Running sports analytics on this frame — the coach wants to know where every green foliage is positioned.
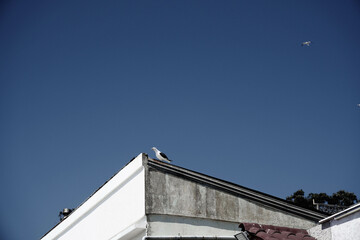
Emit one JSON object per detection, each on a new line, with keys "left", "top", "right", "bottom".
{"left": 286, "top": 189, "right": 308, "bottom": 208}
{"left": 329, "top": 190, "right": 358, "bottom": 206}
{"left": 308, "top": 192, "right": 329, "bottom": 204}
{"left": 286, "top": 190, "right": 358, "bottom": 212}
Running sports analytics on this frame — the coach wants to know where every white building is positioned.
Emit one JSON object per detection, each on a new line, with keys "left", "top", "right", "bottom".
{"left": 41, "top": 153, "right": 326, "bottom": 240}
{"left": 309, "top": 202, "right": 360, "bottom": 240}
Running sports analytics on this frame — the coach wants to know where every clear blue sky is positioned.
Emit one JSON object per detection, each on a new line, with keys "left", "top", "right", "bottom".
{"left": 1, "top": 1, "right": 359, "bottom": 239}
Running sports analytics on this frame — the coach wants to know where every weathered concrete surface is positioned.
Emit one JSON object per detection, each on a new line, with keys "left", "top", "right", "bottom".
{"left": 145, "top": 168, "right": 317, "bottom": 230}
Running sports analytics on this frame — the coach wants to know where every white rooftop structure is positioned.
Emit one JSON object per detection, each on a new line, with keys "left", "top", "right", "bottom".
{"left": 41, "top": 153, "right": 326, "bottom": 240}
{"left": 309, "top": 202, "right": 360, "bottom": 240}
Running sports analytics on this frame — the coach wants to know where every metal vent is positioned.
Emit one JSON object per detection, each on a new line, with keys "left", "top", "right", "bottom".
{"left": 234, "top": 231, "right": 250, "bottom": 240}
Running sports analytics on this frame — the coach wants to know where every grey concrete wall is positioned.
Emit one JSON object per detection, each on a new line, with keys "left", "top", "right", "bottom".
{"left": 145, "top": 168, "right": 317, "bottom": 230}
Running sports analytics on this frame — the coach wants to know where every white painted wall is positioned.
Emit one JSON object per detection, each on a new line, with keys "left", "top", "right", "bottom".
{"left": 330, "top": 210, "right": 360, "bottom": 240}
{"left": 42, "top": 153, "right": 147, "bottom": 240}
{"left": 309, "top": 206, "right": 360, "bottom": 240}
{"left": 308, "top": 224, "right": 331, "bottom": 240}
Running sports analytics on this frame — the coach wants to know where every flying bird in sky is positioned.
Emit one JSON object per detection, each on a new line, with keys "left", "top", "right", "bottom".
{"left": 151, "top": 147, "right": 172, "bottom": 163}
{"left": 301, "top": 41, "right": 311, "bottom": 46}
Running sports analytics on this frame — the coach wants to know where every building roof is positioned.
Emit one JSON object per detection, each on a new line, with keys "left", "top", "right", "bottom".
{"left": 318, "top": 202, "right": 360, "bottom": 224}
{"left": 239, "top": 223, "right": 316, "bottom": 240}
{"left": 42, "top": 153, "right": 328, "bottom": 239}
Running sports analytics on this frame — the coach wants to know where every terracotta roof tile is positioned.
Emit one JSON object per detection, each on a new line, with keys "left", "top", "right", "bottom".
{"left": 239, "top": 223, "right": 316, "bottom": 240}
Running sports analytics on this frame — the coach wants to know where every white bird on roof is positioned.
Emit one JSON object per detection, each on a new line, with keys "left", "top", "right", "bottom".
{"left": 301, "top": 41, "right": 311, "bottom": 46}
{"left": 151, "top": 147, "right": 172, "bottom": 163}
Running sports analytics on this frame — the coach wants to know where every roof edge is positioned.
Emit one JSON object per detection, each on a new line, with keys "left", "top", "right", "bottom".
{"left": 319, "top": 202, "right": 360, "bottom": 223}
{"left": 41, "top": 153, "right": 147, "bottom": 239}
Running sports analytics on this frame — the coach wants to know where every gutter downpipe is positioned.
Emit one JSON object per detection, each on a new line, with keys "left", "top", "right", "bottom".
{"left": 142, "top": 236, "right": 235, "bottom": 240}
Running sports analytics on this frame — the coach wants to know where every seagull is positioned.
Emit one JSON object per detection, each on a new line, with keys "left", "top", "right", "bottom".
{"left": 151, "top": 147, "right": 172, "bottom": 163}
{"left": 301, "top": 41, "right": 311, "bottom": 46}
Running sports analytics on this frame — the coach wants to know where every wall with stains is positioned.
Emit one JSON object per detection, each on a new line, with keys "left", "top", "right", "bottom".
{"left": 145, "top": 167, "right": 317, "bottom": 236}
